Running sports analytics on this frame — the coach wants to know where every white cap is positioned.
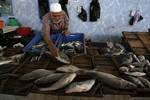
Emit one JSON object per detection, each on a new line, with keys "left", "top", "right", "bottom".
{"left": 50, "top": 3, "right": 62, "bottom": 12}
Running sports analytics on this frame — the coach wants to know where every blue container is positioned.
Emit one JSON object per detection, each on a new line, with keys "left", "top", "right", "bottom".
{"left": 63, "top": 33, "right": 84, "bottom": 43}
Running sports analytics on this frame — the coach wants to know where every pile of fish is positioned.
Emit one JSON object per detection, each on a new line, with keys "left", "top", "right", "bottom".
{"left": 109, "top": 44, "right": 150, "bottom": 89}
{"left": 18, "top": 64, "right": 144, "bottom": 94}
{"left": 0, "top": 53, "right": 25, "bottom": 80}
{"left": 101, "top": 42, "right": 125, "bottom": 57}
{"left": 60, "top": 41, "right": 84, "bottom": 56}
{"left": 18, "top": 65, "right": 96, "bottom": 93}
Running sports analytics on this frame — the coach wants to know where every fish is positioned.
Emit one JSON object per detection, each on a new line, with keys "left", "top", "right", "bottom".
{"left": 143, "top": 59, "right": 150, "bottom": 66}
{"left": 138, "top": 77, "right": 150, "bottom": 88}
{"left": 39, "top": 73, "right": 77, "bottom": 91}
{"left": 32, "top": 42, "right": 46, "bottom": 49}
{"left": 19, "top": 69, "right": 53, "bottom": 81}
{"left": 125, "top": 76, "right": 145, "bottom": 88}
{"left": 129, "top": 67, "right": 144, "bottom": 72}
{"left": 9, "top": 53, "right": 25, "bottom": 62}
{"left": 0, "top": 65, "right": 16, "bottom": 75}
{"left": 132, "top": 62, "right": 145, "bottom": 67}
{"left": 0, "top": 59, "right": 13, "bottom": 66}
{"left": 34, "top": 73, "right": 64, "bottom": 87}
{"left": 124, "top": 72, "right": 146, "bottom": 77}
{"left": 56, "top": 65, "right": 81, "bottom": 73}
{"left": 132, "top": 54, "right": 141, "bottom": 63}
{"left": 85, "top": 71, "right": 137, "bottom": 90}
{"left": 65, "top": 79, "right": 95, "bottom": 93}
{"left": 119, "top": 66, "right": 129, "bottom": 72}
{"left": 138, "top": 55, "right": 145, "bottom": 62}
{"left": 120, "top": 53, "right": 133, "bottom": 65}
{"left": 0, "top": 73, "right": 18, "bottom": 80}
{"left": 56, "top": 52, "right": 71, "bottom": 64}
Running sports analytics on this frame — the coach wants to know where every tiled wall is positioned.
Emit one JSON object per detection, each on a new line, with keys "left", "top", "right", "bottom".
{"left": 4, "top": 0, "right": 150, "bottom": 41}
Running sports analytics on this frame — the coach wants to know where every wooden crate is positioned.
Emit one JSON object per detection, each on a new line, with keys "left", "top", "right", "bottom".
{"left": 122, "top": 32, "right": 150, "bottom": 57}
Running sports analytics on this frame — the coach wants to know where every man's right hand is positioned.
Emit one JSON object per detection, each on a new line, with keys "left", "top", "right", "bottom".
{"left": 49, "top": 47, "right": 59, "bottom": 58}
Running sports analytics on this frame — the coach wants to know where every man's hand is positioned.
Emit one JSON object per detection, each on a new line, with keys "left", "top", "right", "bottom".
{"left": 49, "top": 47, "right": 59, "bottom": 58}
{"left": 62, "top": 30, "right": 69, "bottom": 36}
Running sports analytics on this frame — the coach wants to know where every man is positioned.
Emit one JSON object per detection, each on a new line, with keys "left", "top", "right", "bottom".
{"left": 23, "top": 3, "right": 69, "bottom": 58}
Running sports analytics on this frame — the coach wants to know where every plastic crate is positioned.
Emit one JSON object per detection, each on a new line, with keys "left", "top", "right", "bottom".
{"left": 63, "top": 33, "right": 86, "bottom": 54}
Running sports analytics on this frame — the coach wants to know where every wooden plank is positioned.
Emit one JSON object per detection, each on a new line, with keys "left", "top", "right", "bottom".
{"left": 128, "top": 40, "right": 144, "bottom": 48}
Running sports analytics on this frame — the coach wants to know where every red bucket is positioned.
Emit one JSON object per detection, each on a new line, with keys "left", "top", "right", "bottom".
{"left": 16, "top": 27, "right": 32, "bottom": 36}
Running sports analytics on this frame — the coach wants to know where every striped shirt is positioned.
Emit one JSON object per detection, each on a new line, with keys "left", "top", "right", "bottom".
{"left": 42, "top": 11, "right": 69, "bottom": 33}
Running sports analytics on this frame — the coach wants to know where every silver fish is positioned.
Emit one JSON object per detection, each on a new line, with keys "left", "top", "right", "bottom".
{"left": 19, "top": 69, "right": 53, "bottom": 81}
{"left": 0, "top": 59, "right": 13, "bottom": 66}
{"left": 130, "top": 67, "right": 144, "bottom": 72}
{"left": 32, "top": 42, "right": 46, "bottom": 49}
{"left": 119, "top": 66, "right": 129, "bottom": 72}
{"left": 10, "top": 53, "right": 25, "bottom": 62}
{"left": 125, "top": 76, "right": 145, "bottom": 88}
{"left": 65, "top": 79, "right": 95, "bottom": 93}
{"left": 85, "top": 71, "right": 137, "bottom": 90}
{"left": 34, "top": 73, "right": 64, "bottom": 86}
{"left": 143, "top": 59, "right": 150, "bottom": 66}
{"left": 138, "top": 55, "right": 145, "bottom": 62}
{"left": 124, "top": 72, "right": 146, "bottom": 77}
{"left": 138, "top": 77, "right": 150, "bottom": 88}
{"left": 56, "top": 65, "right": 81, "bottom": 73}
{"left": 120, "top": 53, "right": 133, "bottom": 65}
{"left": 56, "top": 52, "right": 70, "bottom": 64}
{"left": 132, "top": 54, "right": 141, "bottom": 63}
{"left": 39, "top": 73, "right": 76, "bottom": 91}
{"left": 132, "top": 62, "right": 145, "bottom": 67}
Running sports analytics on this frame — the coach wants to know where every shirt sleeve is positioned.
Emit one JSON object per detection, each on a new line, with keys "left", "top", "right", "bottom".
{"left": 42, "top": 13, "right": 51, "bottom": 34}
{"left": 64, "top": 11, "right": 69, "bottom": 30}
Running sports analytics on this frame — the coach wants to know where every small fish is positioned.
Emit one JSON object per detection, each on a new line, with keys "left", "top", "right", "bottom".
{"left": 119, "top": 66, "right": 129, "bottom": 72}
{"left": 132, "top": 54, "right": 141, "bottom": 63}
{"left": 129, "top": 67, "right": 144, "bottom": 72}
{"left": 120, "top": 53, "right": 133, "bottom": 65}
{"left": 0, "top": 59, "right": 13, "bottom": 66}
{"left": 138, "top": 55, "right": 145, "bottom": 62}
{"left": 32, "top": 42, "right": 46, "bottom": 49}
{"left": 19, "top": 69, "right": 53, "bottom": 81}
{"left": 10, "top": 53, "right": 25, "bottom": 62}
{"left": 85, "top": 71, "right": 137, "bottom": 90}
{"left": 56, "top": 52, "right": 70, "bottom": 64}
{"left": 138, "top": 77, "right": 150, "bottom": 88}
{"left": 128, "top": 64, "right": 135, "bottom": 69}
{"left": 143, "top": 60, "right": 150, "bottom": 66}
{"left": 125, "top": 76, "right": 145, "bottom": 88}
{"left": 39, "top": 73, "right": 76, "bottom": 91}
{"left": 132, "top": 62, "right": 145, "bottom": 67}
{"left": 124, "top": 72, "right": 146, "bottom": 77}
{"left": 56, "top": 65, "right": 81, "bottom": 73}
{"left": 65, "top": 79, "right": 95, "bottom": 93}
{"left": 34, "top": 73, "right": 64, "bottom": 87}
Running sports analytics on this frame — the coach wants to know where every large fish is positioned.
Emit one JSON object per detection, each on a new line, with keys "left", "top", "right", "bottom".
{"left": 124, "top": 72, "right": 146, "bottom": 77}
{"left": 125, "top": 76, "right": 145, "bottom": 88}
{"left": 39, "top": 73, "right": 76, "bottom": 91}
{"left": 56, "top": 65, "right": 81, "bottom": 73}
{"left": 85, "top": 71, "right": 137, "bottom": 90}
{"left": 65, "top": 79, "right": 95, "bottom": 93}
{"left": 34, "top": 73, "right": 64, "bottom": 87}
{"left": 56, "top": 52, "right": 70, "bottom": 64}
{"left": 19, "top": 69, "right": 53, "bottom": 81}
{"left": 138, "top": 77, "right": 150, "bottom": 88}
